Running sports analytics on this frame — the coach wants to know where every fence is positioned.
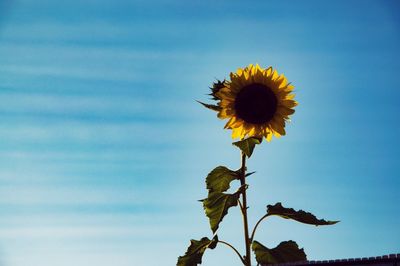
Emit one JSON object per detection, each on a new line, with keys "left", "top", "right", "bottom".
{"left": 262, "top": 254, "right": 400, "bottom": 266}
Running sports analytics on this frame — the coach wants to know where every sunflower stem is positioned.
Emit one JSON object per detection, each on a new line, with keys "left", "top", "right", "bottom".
{"left": 217, "top": 240, "right": 246, "bottom": 264}
{"left": 239, "top": 152, "right": 251, "bottom": 266}
{"left": 250, "top": 213, "right": 270, "bottom": 243}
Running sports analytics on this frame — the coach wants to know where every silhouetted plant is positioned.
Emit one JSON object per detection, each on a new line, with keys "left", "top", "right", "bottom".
{"left": 178, "top": 64, "right": 338, "bottom": 266}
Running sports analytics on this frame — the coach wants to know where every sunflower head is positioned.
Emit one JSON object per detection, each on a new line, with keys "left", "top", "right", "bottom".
{"left": 203, "top": 64, "right": 297, "bottom": 141}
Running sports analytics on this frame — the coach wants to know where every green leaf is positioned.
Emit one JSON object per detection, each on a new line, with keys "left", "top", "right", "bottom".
{"left": 232, "top": 137, "right": 262, "bottom": 158}
{"left": 197, "top": 101, "right": 221, "bottom": 111}
{"left": 267, "top": 202, "right": 339, "bottom": 226}
{"left": 252, "top": 240, "right": 307, "bottom": 265}
{"left": 177, "top": 237, "right": 218, "bottom": 266}
{"left": 201, "top": 187, "right": 244, "bottom": 233}
{"left": 206, "top": 166, "right": 239, "bottom": 193}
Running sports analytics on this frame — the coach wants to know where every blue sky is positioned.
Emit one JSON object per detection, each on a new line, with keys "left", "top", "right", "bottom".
{"left": 0, "top": 0, "right": 399, "bottom": 265}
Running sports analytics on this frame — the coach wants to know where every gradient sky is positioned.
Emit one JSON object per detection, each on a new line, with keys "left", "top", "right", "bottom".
{"left": 0, "top": 0, "right": 399, "bottom": 265}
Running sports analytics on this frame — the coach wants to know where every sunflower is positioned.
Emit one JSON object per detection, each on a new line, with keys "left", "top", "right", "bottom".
{"left": 204, "top": 64, "right": 297, "bottom": 141}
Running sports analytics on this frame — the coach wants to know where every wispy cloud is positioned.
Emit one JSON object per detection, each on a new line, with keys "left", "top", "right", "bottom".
{"left": 1, "top": 0, "right": 399, "bottom": 265}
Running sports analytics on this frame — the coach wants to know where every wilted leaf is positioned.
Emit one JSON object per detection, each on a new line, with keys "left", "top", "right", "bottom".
{"left": 252, "top": 240, "right": 307, "bottom": 265}
{"left": 233, "top": 137, "right": 262, "bottom": 158}
{"left": 206, "top": 166, "right": 239, "bottom": 193}
{"left": 201, "top": 187, "right": 244, "bottom": 233}
{"left": 177, "top": 237, "right": 218, "bottom": 266}
{"left": 209, "top": 80, "right": 226, "bottom": 100}
{"left": 267, "top": 202, "right": 339, "bottom": 226}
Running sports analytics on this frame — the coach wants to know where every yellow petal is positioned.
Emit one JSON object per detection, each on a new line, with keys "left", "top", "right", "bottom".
{"left": 284, "top": 84, "right": 295, "bottom": 92}
{"left": 224, "top": 117, "right": 235, "bottom": 128}
{"left": 271, "top": 69, "right": 279, "bottom": 80}
{"left": 218, "top": 112, "right": 229, "bottom": 119}
{"left": 273, "top": 131, "right": 282, "bottom": 138}
{"left": 218, "top": 107, "right": 235, "bottom": 119}
{"left": 226, "top": 117, "right": 243, "bottom": 128}
{"left": 277, "top": 75, "right": 288, "bottom": 88}
{"left": 270, "top": 120, "right": 286, "bottom": 136}
{"left": 285, "top": 93, "right": 296, "bottom": 100}
{"left": 247, "top": 125, "right": 257, "bottom": 136}
{"left": 236, "top": 68, "right": 244, "bottom": 76}
{"left": 277, "top": 105, "right": 295, "bottom": 116}
{"left": 273, "top": 113, "right": 286, "bottom": 124}
{"left": 265, "top": 67, "right": 272, "bottom": 77}
{"left": 255, "top": 63, "right": 262, "bottom": 72}
{"left": 219, "top": 99, "right": 234, "bottom": 107}
{"left": 250, "top": 64, "right": 256, "bottom": 76}
{"left": 266, "top": 130, "right": 273, "bottom": 142}
{"left": 281, "top": 99, "right": 298, "bottom": 108}
{"left": 231, "top": 127, "right": 242, "bottom": 139}
{"left": 254, "top": 69, "right": 264, "bottom": 83}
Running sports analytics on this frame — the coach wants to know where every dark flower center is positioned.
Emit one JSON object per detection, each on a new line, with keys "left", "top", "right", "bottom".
{"left": 234, "top": 83, "right": 277, "bottom": 124}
